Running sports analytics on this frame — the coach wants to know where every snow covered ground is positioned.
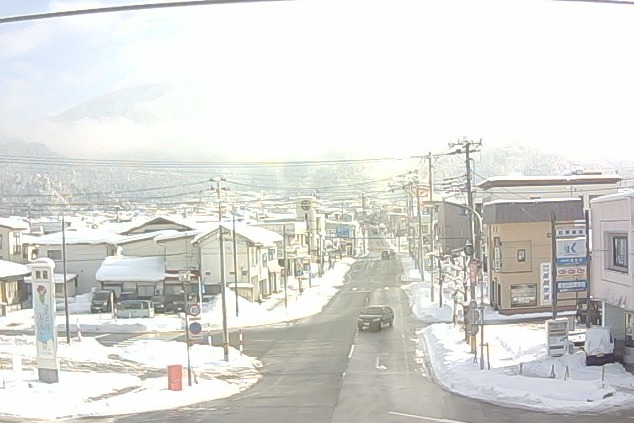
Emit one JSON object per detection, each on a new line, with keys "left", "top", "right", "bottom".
{"left": 1, "top": 253, "right": 634, "bottom": 420}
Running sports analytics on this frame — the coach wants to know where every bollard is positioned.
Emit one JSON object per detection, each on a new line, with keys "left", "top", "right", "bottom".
{"left": 239, "top": 329, "right": 244, "bottom": 356}
{"left": 564, "top": 366, "right": 570, "bottom": 380}
{"left": 486, "top": 342, "right": 490, "bottom": 370}
{"left": 549, "top": 364, "right": 556, "bottom": 378}
{"left": 519, "top": 362, "right": 523, "bottom": 375}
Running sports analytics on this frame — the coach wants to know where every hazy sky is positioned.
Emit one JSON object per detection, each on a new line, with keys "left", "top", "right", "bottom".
{"left": 1, "top": 0, "right": 634, "bottom": 162}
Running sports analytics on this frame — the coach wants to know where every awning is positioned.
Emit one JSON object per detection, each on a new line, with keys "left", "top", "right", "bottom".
{"left": 267, "top": 262, "right": 282, "bottom": 273}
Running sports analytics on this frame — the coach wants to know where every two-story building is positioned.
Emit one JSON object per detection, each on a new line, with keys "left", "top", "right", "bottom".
{"left": 590, "top": 191, "right": 634, "bottom": 353}
{"left": 0, "top": 259, "right": 31, "bottom": 314}
{"left": 483, "top": 198, "right": 585, "bottom": 314}
{"left": 32, "top": 229, "right": 123, "bottom": 295}
{"left": 0, "top": 217, "right": 29, "bottom": 263}
{"left": 193, "top": 223, "right": 282, "bottom": 302}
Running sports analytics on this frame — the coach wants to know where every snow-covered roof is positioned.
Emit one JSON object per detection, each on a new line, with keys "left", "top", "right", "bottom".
{"left": 0, "top": 217, "right": 29, "bottom": 230}
{"left": 30, "top": 229, "right": 125, "bottom": 245}
{"left": 121, "top": 215, "right": 203, "bottom": 235}
{"left": 117, "top": 230, "right": 180, "bottom": 244}
{"left": 0, "top": 260, "right": 31, "bottom": 279}
{"left": 478, "top": 173, "right": 622, "bottom": 190}
{"left": 590, "top": 190, "right": 634, "bottom": 204}
{"left": 483, "top": 197, "right": 582, "bottom": 206}
{"left": 96, "top": 256, "right": 166, "bottom": 282}
{"left": 193, "top": 222, "right": 282, "bottom": 246}
{"left": 154, "top": 228, "right": 205, "bottom": 242}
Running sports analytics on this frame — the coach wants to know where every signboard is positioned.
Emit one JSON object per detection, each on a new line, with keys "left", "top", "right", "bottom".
{"left": 188, "top": 317, "right": 203, "bottom": 340}
{"left": 554, "top": 222, "right": 588, "bottom": 295}
{"left": 540, "top": 262, "right": 551, "bottom": 305}
{"left": 336, "top": 227, "right": 350, "bottom": 238}
{"left": 187, "top": 303, "right": 201, "bottom": 317}
{"left": 468, "top": 261, "right": 478, "bottom": 286}
{"left": 34, "top": 281, "right": 57, "bottom": 360}
{"left": 300, "top": 200, "right": 311, "bottom": 211}
{"left": 555, "top": 238, "right": 586, "bottom": 265}
{"left": 557, "top": 280, "right": 587, "bottom": 293}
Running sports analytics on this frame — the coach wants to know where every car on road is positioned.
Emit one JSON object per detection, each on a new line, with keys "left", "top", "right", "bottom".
{"left": 358, "top": 305, "right": 394, "bottom": 331}
{"left": 90, "top": 290, "right": 116, "bottom": 314}
{"left": 381, "top": 250, "right": 395, "bottom": 260}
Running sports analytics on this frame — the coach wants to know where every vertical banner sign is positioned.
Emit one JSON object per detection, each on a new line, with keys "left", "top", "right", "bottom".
{"left": 540, "top": 262, "right": 552, "bottom": 305}
{"left": 34, "top": 281, "right": 57, "bottom": 360}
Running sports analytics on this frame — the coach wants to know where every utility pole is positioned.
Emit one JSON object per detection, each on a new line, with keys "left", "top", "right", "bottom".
{"left": 428, "top": 152, "right": 434, "bottom": 303}
{"left": 448, "top": 138, "right": 482, "bottom": 301}
{"left": 61, "top": 215, "right": 70, "bottom": 344}
{"left": 232, "top": 206, "right": 239, "bottom": 317}
{"left": 215, "top": 176, "right": 229, "bottom": 362}
{"left": 283, "top": 225, "right": 288, "bottom": 308}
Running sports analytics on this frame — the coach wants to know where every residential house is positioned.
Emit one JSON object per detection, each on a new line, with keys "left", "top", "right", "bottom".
{"left": 590, "top": 192, "right": 634, "bottom": 350}
{"left": 0, "top": 217, "right": 29, "bottom": 263}
{"left": 30, "top": 229, "right": 123, "bottom": 295}
{"left": 483, "top": 198, "right": 585, "bottom": 314}
{"left": 95, "top": 255, "right": 166, "bottom": 298}
{"left": 434, "top": 201, "right": 473, "bottom": 256}
{"left": 0, "top": 259, "right": 31, "bottom": 314}
{"left": 193, "top": 223, "right": 282, "bottom": 302}
{"left": 478, "top": 171, "right": 622, "bottom": 210}
{"left": 253, "top": 220, "right": 309, "bottom": 279}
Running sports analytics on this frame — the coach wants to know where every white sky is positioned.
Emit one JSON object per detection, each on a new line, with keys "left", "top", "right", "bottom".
{"left": 1, "top": 0, "right": 634, "bottom": 161}
{"left": 1, "top": 253, "right": 634, "bottom": 420}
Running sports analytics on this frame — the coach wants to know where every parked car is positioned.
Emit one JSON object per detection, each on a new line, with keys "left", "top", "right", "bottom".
{"left": 151, "top": 295, "right": 172, "bottom": 313}
{"left": 116, "top": 299, "right": 155, "bottom": 319}
{"left": 117, "top": 291, "right": 138, "bottom": 306}
{"left": 90, "top": 290, "right": 116, "bottom": 314}
{"left": 358, "top": 305, "right": 394, "bottom": 331}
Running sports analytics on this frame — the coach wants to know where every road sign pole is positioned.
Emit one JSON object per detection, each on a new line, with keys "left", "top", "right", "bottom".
{"left": 184, "top": 297, "right": 192, "bottom": 387}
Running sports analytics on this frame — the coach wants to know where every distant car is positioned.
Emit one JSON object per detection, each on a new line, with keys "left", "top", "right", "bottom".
{"left": 90, "top": 290, "right": 116, "bottom": 314}
{"left": 358, "top": 305, "right": 394, "bottom": 331}
{"left": 151, "top": 295, "right": 172, "bottom": 313}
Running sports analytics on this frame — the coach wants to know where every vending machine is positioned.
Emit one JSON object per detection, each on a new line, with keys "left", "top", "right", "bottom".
{"left": 546, "top": 318, "right": 569, "bottom": 357}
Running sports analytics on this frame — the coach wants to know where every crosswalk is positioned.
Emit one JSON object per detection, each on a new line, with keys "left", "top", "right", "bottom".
{"left": 94, "top": 332, "right": 182, "bottom": 348}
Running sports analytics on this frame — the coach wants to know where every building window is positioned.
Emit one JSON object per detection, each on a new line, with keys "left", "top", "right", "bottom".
{"left": 517, "top": 249, "right": 526, "bottom": 262}
{"left": 510, "top": 283, "right": 537, "bottom": 308}
{"left": 12, "top": 232, "right": 21, "bottom": 254}
{"left": 0, "top": 234, "right": 3, "bottom": 249}
{"left": 268, "top": 248, "right": 275, "bottom": 261}
{"left": 47, "top": 250, "right": 62, "bottom": 260}
{"left": 611, "top": 234, "right": 628, "bottom": 271}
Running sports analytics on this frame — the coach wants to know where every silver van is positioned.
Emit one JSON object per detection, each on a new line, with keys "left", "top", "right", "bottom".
{"left": 116, "top": 299, "right": 155, "bottom": 319}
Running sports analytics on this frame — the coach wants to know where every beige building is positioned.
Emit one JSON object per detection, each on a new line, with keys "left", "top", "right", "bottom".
{"left": 483, "top": 198, "right": 586, "bottom": 314}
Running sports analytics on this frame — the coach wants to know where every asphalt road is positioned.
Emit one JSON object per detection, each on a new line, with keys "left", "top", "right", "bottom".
{"left": 75, "top": 239, "right": 634, "bottom": 423}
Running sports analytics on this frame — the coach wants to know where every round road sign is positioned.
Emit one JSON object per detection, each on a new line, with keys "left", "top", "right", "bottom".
{"left": 300, "top": 200, "right": 311, "bottom": 211}
{"left": 189, "top": 321, "right": 202, "bottom": 335}
{"left": 187, "top": 303, "right": 201, "bottom": 317}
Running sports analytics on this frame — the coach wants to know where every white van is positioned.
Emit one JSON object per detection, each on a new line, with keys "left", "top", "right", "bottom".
{"left": 116, "top": 299, "right": 155, "bottom": 319}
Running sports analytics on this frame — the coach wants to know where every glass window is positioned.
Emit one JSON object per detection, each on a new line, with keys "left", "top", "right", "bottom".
{"left": 517, "top": 249, "right": 526, "bottom": 263}
{"left": 510, "top": 283, "right": 537, "bottom": 308}
{"left": 12, "top": 232, "right": 21, "bottom": 254}
{"left": 612, "top": 235, "right": 628, "bottom": 270}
